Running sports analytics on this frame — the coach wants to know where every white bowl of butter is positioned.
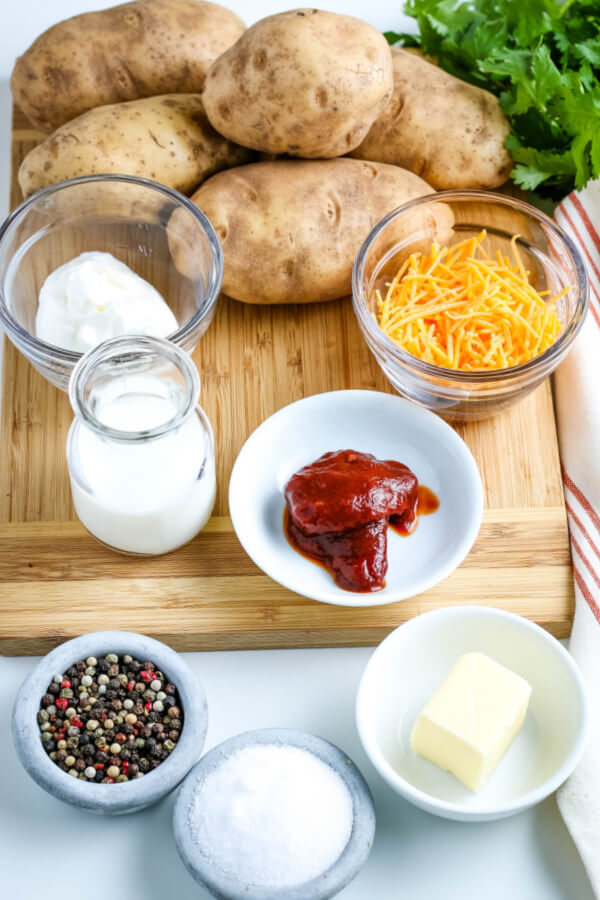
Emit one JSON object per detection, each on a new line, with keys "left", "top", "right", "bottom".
{"left": 356, "top": 606, "right": 589, "bottom": 821}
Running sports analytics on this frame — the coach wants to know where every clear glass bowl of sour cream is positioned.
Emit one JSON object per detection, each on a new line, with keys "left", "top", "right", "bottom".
{"left": 0, "top": 174, "right": 223, "bottom": 390}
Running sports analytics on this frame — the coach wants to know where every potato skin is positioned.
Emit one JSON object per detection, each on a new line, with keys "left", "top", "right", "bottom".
{"left": 18, "top": 94, "right": 254, "bottom": 198}
{"left": 11, "top": 0, "right": 246, "bottom": 133}
{"left": 202, "top": 8, "right": 393, "bottom": 158}
{"left": 180, "top": 158, "right": 451, "bottom": 304}
{"left": 350, "top": 48, "right": 512, "bottom": 190}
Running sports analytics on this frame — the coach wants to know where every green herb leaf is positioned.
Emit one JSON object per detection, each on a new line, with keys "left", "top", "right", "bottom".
{"left": 392, "top": 0, "right": 600, "bottom": 198}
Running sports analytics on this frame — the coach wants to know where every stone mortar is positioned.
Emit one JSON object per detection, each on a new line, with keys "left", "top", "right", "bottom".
{"left": 12, "top": 630, "right": 208, "bottom": 815}
{"left": 173, "top": 727, "right": 376, "bottom": 900}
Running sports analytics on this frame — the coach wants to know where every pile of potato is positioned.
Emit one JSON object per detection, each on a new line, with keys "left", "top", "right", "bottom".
{"left": 12, "top": 1, "right": 512, "bottom": 305}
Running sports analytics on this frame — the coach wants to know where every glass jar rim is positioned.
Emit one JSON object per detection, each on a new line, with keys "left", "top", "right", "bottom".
{"left": 68, "top": 335, "right": 201, "bottom": 443}
{"left": 352, "top": 189, "right": 589, "bottom": 384}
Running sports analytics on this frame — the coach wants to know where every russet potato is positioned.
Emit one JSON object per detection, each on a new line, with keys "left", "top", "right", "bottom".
{"left": 351, "top": 48, "right": 512, "bottom": 190}
{"left": 202, "top": 9, "right": 393, "bottom": 158}
{"left": 172, "top": 158, "right": 453, "bottom": 304}
{"left": 11, "top": 0, "right": 246, "bottom": 133}
{"left": 18, "top": 94, "right": 255, "bottom": 199}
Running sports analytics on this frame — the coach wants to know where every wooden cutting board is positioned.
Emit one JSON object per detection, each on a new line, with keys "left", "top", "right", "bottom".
{"left": 0, "top": 105, "right": 574, "bottom": 655}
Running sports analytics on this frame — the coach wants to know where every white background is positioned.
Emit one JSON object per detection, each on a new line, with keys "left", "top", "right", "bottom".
{"left": 0, "top": 2, "right": 595, "bottom": 898}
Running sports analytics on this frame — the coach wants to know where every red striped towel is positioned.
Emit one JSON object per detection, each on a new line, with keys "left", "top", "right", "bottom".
{"left": 554, "top": 186, "right": 600, "bottom": 895}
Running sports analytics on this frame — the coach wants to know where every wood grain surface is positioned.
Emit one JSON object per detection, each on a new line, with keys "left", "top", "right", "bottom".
{"left": 0, "top": 105, "right": 574, "bottom": 654}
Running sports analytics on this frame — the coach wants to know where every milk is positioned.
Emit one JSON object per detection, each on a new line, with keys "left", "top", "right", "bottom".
{"left": 69, "top": 390, "right": 215, "bottom": 555}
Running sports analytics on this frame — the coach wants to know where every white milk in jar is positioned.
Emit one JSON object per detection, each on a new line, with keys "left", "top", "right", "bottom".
{"left": 67, "top": 336, "right": 215, "bottom": 555}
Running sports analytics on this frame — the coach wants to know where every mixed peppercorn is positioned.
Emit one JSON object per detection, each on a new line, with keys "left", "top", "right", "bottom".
{"left": 37, "top": 653, "right": 183, "bottom": 783}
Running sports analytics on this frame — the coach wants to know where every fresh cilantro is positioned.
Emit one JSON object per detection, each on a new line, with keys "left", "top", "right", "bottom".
{"left": 388, "top": 0, "right": 600, "bottom": 198}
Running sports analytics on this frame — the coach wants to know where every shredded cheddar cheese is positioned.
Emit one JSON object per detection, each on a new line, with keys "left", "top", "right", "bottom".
{"left": 376, "top": 231, "right": 568, "bottom": 371}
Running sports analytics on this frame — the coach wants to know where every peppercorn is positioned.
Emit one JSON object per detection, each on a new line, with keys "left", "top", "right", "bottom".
{"left": 38, "top": 651, "right": 183, "bottom": 783}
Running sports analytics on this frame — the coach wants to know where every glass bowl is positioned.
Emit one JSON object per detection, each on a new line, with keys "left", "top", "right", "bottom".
{"left": 0, "top": 174, "right": 223, "bottom": 391}
{"left": 352, "top": 191, "right": 588, "bottom": 420}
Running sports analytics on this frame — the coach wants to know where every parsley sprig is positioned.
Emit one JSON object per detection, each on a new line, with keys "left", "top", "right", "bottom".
{"left": 387, "top": 0, "right": 600, "bottom": 198}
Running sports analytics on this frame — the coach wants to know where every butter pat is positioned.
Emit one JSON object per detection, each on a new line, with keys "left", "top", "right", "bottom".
{"left": 410, "top": 652, "right": 531, "bottom": 792}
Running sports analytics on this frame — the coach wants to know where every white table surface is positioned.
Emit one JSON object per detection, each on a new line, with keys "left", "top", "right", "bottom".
{"left": 0, "top": 2, "right": 595, "bottom": 898}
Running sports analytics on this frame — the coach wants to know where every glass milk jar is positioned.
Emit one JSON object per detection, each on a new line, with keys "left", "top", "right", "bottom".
{"left": 66, "top": 336, "right": 215, "bottom": 555}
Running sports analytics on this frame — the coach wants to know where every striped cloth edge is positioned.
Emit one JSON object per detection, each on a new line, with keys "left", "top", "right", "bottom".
{"left": 553, "top": 185, "right": 600, "bottom": 898}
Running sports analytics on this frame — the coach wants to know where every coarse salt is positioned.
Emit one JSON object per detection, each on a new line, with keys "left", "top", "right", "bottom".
{"left": 187, "top": 743, "right": 354, "bottom": 889}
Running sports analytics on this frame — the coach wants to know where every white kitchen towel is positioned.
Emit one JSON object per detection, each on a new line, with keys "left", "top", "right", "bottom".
{"left": 554, "top": 183, "right": 600, "bottom": 897}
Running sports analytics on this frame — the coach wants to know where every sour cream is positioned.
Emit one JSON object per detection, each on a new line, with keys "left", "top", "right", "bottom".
{"left": 36, "top": 251, "right": 178, "bottom": 352}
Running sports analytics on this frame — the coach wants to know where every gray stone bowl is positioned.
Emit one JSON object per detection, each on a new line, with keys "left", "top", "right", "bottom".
{"left": 173, "top": 728, "right": 376, "bottom": 900}
{"left": 12, "top": 630, "right": 208, "bottom": 815}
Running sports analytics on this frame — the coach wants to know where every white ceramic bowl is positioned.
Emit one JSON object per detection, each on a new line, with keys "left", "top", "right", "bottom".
{"left": 229, "top": 390, "right": 483, "bottom": 607}
{"left": 356, "top": 607, "right": 589, "bottom": 822}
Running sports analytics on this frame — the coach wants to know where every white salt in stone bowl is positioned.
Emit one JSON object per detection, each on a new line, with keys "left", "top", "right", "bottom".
{"left": 356, "top": 606, "right": 589, "bottom": 822}
{"left": 12, "top": 630, "right": 208, "bottom": 815}
{"left": 173, "top": 728, "right": 376, "bottom": 899}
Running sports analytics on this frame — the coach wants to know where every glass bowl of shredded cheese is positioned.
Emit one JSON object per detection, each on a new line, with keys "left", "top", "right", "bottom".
{"left": 353, "top": 191, "right": 588, "bottom": 420}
